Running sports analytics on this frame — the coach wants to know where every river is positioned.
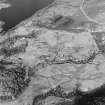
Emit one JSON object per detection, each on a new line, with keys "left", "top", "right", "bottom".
{"left": 0, "top": 0, "right": 54, "bottom": 31}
